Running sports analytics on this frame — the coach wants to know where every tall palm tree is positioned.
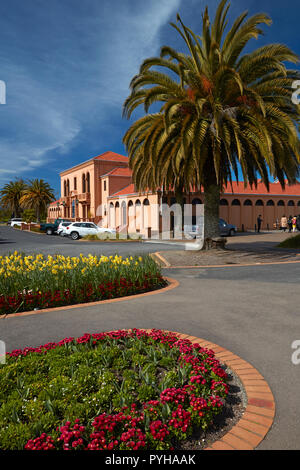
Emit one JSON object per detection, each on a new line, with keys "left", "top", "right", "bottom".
{"left": 123, "top": 0, "right": 300, "bottom": 242}
{"left": 0, "top": 179, "right": 27, "bottom": 217}
{"left": 20, "top": 179, "right": 55, "bottom": 222}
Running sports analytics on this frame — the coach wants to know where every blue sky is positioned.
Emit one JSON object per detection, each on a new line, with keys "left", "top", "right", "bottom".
{"left": 0, "top": 0, "right": 299, "bottom": 197}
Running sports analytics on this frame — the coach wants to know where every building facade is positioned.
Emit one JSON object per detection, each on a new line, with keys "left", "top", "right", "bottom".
{"left": 48, "top": 151, "right": 300, "bottom": 234}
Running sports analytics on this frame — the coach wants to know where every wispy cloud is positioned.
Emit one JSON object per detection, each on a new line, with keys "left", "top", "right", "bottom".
{"left": 0, "top": 0, "right": 180, "bottom": 185}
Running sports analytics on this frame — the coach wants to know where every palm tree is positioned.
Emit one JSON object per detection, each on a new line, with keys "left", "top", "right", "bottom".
{"left": 20, "top": 179, "right": 55, "bottom": 222}
{"left": 123, "top": 0, "right": 300, "bottom": 243}
{"left": 0, "top": 179, "right": 27, "bottom": 217}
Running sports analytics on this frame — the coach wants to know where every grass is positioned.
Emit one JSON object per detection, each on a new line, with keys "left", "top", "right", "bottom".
{"left": 82, "top": 233, "right": 142, "bottom": 241}
{"left": 277, "top": 234, "right": 300, "bottom": 249}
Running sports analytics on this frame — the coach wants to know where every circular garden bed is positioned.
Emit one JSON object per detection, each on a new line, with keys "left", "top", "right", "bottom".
{"left": 0, "top": 329, "right": 239, "bottom": 450}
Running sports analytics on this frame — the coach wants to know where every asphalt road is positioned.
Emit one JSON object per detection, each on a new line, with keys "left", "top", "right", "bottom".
{"left": 1, "top": 261, "right": 300, "bottom": 450}
{"left": 0, "top": 225, "right": 179, "bottom": 257}
{"left": 1, "top": 225, "right": 300, "bottom": 450}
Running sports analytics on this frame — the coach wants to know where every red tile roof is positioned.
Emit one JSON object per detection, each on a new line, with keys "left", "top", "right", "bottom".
{"left": 93, "top": 151, "right": 129, "bottom": 163}
{"left": 102, "top": 167, "right": 132, "bottom": 178}
{"left": 109, "top": 184, "right": 137, "bottom": 197}
{"left": 223, "top": 181, "right": 300, "bottom": 196}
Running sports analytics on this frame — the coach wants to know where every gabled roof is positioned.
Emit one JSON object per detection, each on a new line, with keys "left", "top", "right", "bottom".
{"left": 93, "top": 151, "right": 129, "bottom": 163}
{"left": 60, "top": 151, "right": 128, "bottom": 175}
{"left": 101, "top": 167, "right": 132, "bottom": 178}
{"left": 109, "top": 184, "right": 137, "bottom": 197}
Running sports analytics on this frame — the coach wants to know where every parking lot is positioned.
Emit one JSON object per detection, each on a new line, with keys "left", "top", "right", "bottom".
{"left": 0, "top": 225, "right": 180, "bottom": 257}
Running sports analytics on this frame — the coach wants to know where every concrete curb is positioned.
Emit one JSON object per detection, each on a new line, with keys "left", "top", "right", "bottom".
{"left": 154, "top": 251, "right": 300, "bottom": 269}
{"left": 0, "top": 277, "right": 179, "bottom": 319}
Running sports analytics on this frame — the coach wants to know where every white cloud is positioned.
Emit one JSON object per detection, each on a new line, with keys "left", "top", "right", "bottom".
{"left": 0, "top": 0, "right": 181, "bottom": 185}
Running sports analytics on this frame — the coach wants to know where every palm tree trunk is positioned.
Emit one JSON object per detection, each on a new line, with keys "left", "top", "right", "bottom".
{"left": 203, "top": 182, "right": 220, "bottom": 239}
{"left": 202, "top": 160, "right": 222, "bottom": 248}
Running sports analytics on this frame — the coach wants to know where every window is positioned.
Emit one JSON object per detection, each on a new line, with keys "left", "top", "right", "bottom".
{"left": 104, "top": 180, "right": 107, "bottom": 191}
{"left": 288, "top": 200, "right": 295, "bottom": 206}
{"left": 232, "top": 199, "right": 241, "bottom": 206}
{"left": 220, "top": 199, "right": 229, "bottom": 206}
{"left": 74, "top": 177, "right": 77, "bottom": 190}
{"left": 277, "top": 200, "right": 285, "bottom": 206}
{"left": 244, "top": 200, "right": 252, "bottom": 206}
{"left": 255, "top": 200, "right": 264, "bottom": 206}
{"left": 266, "top": 200, "right": 275, "bottom": 206}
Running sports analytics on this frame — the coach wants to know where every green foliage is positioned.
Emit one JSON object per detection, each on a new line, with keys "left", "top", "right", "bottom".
{"left": 22, "top": 209, "right": 36, "bottom": 224}
{"left": 278, "top": 234, "right": 300, "bottom": 248}
{"left": 123, "top": 0, "right": 300, "bottom": 238}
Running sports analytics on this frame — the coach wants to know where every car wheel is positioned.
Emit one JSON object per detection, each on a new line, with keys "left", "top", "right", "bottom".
{"left": 46, "top": 228, "right": 53, "bottom": 235}
{"left": 229, "top": 229, "right": 235, "bottom": 237}
{"left": 70, "top": 231, "right": 79, "bottom": 240}
{"left": 59, "top": 232, "right": 64, "bottom": 237}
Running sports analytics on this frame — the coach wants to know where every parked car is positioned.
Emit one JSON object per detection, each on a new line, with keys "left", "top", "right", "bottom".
{"left": 40, "top": 218, "right": 71, "bottom": 235}
{"left": 57, "top": 221, "right": 72, "bottom": 237}
{"left": 219, "top": 218, "right": 236, "bottom": 236}
{"left": 184, "top": 219, "right": 236, "bottom": 238}
{"left": 65, "top": 222, "right": 116, "bottom": 240}
{"left": 7, "top": 218, "right": 23, "bottom": 227}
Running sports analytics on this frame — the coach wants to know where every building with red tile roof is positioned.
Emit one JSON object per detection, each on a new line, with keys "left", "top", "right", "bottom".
{"left": 48, "top": 150, "right": 300, "bottom": 233}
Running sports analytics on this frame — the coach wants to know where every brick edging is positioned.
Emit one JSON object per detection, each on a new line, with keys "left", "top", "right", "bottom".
{"left": 166, "top": 331, "right": 275, "bottom": 450}
{"left": 0, "top": 277, "right": 179, "bottom": 319}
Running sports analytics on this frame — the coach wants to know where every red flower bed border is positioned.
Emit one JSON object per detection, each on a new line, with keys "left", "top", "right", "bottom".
{"left": 0, "top": 274, "right": 167, "bottom": 317}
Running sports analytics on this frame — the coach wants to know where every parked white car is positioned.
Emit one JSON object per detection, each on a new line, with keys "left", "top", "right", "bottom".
{"left": 57, "top": 221, "right": 72, "bottom": 237}
{"left": 65, "top": 222, "right": 116, "bottom": 240}
{"left": 8, "top": 218, "right": 23, "bottom": 227}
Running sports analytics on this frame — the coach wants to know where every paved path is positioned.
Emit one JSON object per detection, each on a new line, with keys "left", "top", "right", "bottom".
{"left": 1, "top": 262, "right": 300, "bottom": 450}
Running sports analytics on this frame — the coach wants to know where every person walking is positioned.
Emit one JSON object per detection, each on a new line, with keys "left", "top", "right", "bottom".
{"left": 257, "top": 215, "right": 263, "bottom": 233}
{"left": 288, "top": 215, "right": 293, "bottom": 233}
{"left": 297, "top": 215, "right": 300, "bottom": 232}
{"left": 292, "top": 216, "right": 297, "bottom": 233}
{"left": 281, "top": 215, "right": 288, "bottom": 232}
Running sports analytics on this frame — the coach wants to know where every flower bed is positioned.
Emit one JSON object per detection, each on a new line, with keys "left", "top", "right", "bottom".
{"left": 0, "top": 329, "right": 229, "bottom": 450}
{"left": 0, "top": 252, "right": 166, "bottom": 315}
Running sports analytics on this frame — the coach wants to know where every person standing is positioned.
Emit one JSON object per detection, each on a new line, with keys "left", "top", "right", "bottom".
{"left": 297, "top": 215, "right": 300, "bottom": 232}
{"left": 281, "top": 215, "right": 288, "bottom": 232}
{"left": 257, "top": 215, "right": 263, "bottom": 233}
{"left": 292, "top": 216, "right": 297, "bottom": 233}
{"left": 288, "top": 215, "right": 293, "bottom": 233}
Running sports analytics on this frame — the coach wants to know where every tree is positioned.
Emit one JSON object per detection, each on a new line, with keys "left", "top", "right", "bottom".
{"left": 123, "top": 0, "right": 300, "bottom": 243}
{"left": 20, "top": 179, "right": 55, "bottom": 222}
{"left": 0, "top": 179, "right": 27, "bottom": 218}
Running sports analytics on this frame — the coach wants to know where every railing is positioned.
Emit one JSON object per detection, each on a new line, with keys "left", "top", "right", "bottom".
{"left": 78, "top": 192, "right": 91, "bottom": 202}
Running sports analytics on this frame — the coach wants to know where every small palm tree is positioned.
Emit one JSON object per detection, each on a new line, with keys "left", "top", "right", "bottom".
{"left": 123, "top": 0, "right": 300, "bottom": 242}
{"left": 0, "top": 179, "right": 27, "bottom": 217}
{"left": 20, "top": 179, "right": 55, "bottom": 222}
